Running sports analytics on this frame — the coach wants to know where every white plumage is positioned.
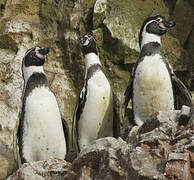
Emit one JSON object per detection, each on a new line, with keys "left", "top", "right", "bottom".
{"left": 133, "top": 54, "right": 174, "bottom": 125}
{"left": 18, "top": 47, "right": 67, "bottom": 164}
{"left": 140, "top": 20, "right": 161, "bottom": 49}
{"left": 22, "top": 86, "right": 66, "bottom": 161}
{"left": 73, "top": 53, "right": 113, "bottom": 151}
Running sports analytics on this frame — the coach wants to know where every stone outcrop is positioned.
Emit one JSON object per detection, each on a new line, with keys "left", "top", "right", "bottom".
{"left": 7, "top": 158, "right": 71, "bottom": 180}
{"left": 7, "top": 107, "right": 194, "bottom": 179}
{"left": 0, "top": 0, "right": 194, "bottom": 179}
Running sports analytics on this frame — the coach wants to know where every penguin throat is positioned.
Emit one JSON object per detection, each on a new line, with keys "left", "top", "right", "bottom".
{"left": 85, "top": 53, "right": 101, "bottom": 69}
{"left": 23, "top": 66, "right": 44, "bottom": 86}
{"left": 140, "top": 32, "right": 161, "bottom": 50}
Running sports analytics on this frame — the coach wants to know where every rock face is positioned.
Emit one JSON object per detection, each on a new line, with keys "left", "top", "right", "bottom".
{"left": 7, "top": 108, "right": 194, "bottom": 180}
{"left": 0, "top": 0, "right": 194, "bottom": 179}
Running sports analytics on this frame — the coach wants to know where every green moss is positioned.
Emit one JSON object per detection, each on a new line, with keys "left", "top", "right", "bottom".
{"left": 93, "top": 12, "right": 105, "bottom": 29}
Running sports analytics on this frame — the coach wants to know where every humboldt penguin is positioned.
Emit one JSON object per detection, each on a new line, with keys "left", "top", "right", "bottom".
{"left": 123, "top": 15, "right": 193, "bottom": 126}
{"left": 72, "top": 34, "right": 119, "bottom": 153}
{"left": 17, "top": 47, "right": 68, "bottom": 164}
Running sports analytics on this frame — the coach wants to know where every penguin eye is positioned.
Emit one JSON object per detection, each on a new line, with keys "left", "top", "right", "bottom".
{"left": 156, "top": 18, "right": 162, "bottom": 22}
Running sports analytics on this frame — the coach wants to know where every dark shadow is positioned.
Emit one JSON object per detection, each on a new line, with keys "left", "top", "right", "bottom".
{"left": 163, "top": 0, "right": 177, "bottom": 15}
{"left": 56, "top": 20, "right": 84, "bottom": 94}
{"left": 166, "top": 1, "right": 194, "bottom": 108}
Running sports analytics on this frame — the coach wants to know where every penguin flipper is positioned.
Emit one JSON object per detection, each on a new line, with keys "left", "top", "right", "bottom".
{"left": 72, "top": 89, "right": 85, "bottom": 153}
{"left": 61, "top": 118, "right": 69, "bottom": 155}
{"left": 72, "top": 102, "right": 79, "bottom": 152}
{"left": 120, "top": 78, "right": 133, "bottom": 124}
{"left": 124, "top": 79, "right": 133, "bottom": 107}
{"left": 171, "top": 74, "right": 193, "bottom": 108}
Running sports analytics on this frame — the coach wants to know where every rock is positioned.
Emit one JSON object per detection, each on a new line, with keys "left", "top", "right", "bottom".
{"left": 170, "top": 0, "right": 194, "bottom": 88}
{"left": 64, "top": 137, "right": 138, "bottom": 180}
{"left": 178, "top": 105, "right": 191, "bottom": 125}
{"left": 7, "top": 108, "right": 194, "bottom": 179}
{"left": 0, "top": 140, "right": 17, "bottom": 180}
{"left": 62, "top": 108, "right": 193, "bottom": 179}
{"left": 0, "top": 154, "right": 10, "bottom": 180}
{"left": 100, "top": 0, "right": 184, "bottom": 66}
{"left": 171, "top": 0, "right": 194, "bottom": 46}
{"left": 185, "top": 28, "right": 194, "bottom": 89}
{"left": 93, "top": 0, "right": 107, "bottom": 29}
{"left": 189, "top": 150, "right": 194, "bottom": 179}
{"left": 165, "top": 153, "right": 193, "bottom": 180}
{"left": 7, "top": 158, "right": 71, "bottom": 180}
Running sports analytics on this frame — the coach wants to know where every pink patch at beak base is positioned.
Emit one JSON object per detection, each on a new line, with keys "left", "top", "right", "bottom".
{"left": 35, "top": 47, "right": 46, "bottom": 59}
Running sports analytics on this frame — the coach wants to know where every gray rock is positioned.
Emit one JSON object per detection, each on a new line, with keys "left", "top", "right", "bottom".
{"left": 165, "top": 152, "right": 193, "bottom": 180}
{"left": 7, "top": 108, "right": 194, "bottom": 179}
{"left": 93, "top": 0, "right": 107, "bottom": 29}
{"left": 64, "top": 137, "right": 138, "bottom": 180}
{"left": 7, "top": 158, "right": 71, "bottom": 180}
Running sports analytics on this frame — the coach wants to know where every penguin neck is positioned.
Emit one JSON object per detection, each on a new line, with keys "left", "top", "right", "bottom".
{"left": 85, "top": 53, "right": 101, "bottom": 70}
{"left": 140, "top": 42, "right": 163, "bottom": 58}
{"left": 140, "top": 32, "right": 161, "bottom": 50}
{"left": 23, "top": 66, "right": 45, "bottom": 86}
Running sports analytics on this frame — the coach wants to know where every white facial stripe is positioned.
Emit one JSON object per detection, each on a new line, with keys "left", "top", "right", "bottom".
{"left": 25, "top": 48, "right": 35, "bottom": 56}
{"left": 140, "top": 19, "right": 161, "bottom": 49}
{"left": 143, "top": 19, "right": 157, "bottom": 33}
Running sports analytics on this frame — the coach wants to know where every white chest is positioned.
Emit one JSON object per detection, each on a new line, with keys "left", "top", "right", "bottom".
{"left": 86, "top": 71, "right": 112, "bottom": 114}
{"left": 24, "top": 87, "right": 61, "bottom": 126}
{"left": 22, "top": 86, "right": 66, "bottom": 161}
{"left": 78, "top": 71, "right": 113, "bottom": 149}
{"left": 133, "top": 54, "right": 174, "bottom": 125}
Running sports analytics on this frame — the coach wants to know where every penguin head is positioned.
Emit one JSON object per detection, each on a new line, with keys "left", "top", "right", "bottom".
{"left": 23, "top": 47, "right": 50, "bottom": 67}
{"left": 139, "top": 15, "right": 175, "bottom": 47}
{"left": 79, "top": 34, "right": 98, "bottom": 55}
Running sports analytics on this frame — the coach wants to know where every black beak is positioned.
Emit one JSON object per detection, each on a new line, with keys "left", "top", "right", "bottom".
{"left": 38, "top": 48, "right": 50, "bottom": 55}
{"left": 163, "top": 19, "right": 176, "bottom": 28}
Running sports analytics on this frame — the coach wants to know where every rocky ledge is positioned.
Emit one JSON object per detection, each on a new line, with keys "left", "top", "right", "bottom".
{"left": 7, "top": 106, "right": 194, "bottom": 180}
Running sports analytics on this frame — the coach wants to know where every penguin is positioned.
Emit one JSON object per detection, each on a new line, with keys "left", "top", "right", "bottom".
{"left": 122, "top": 15, "right": 193, "bottom": 126}
{"left": 17, "top": 47, "right": 69, "bottom": 164}
{"left": 72, "top": 34, "right": 119, "bottom": 153}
